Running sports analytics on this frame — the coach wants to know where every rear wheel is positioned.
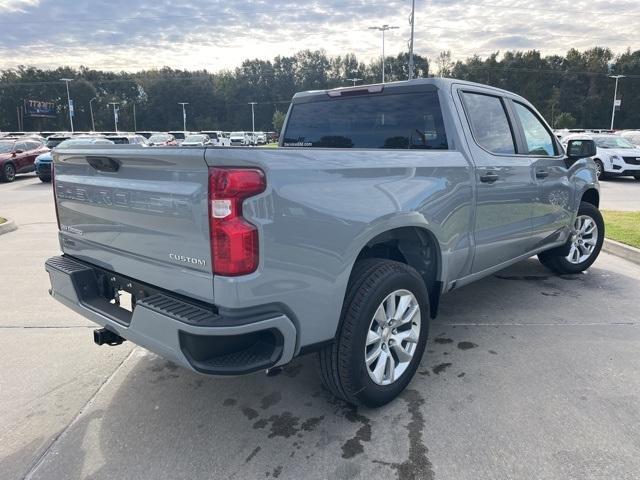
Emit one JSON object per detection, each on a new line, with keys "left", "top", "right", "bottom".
{"left": 317, "top": 259, "right": 429, "bottom": 407}
{"left": 1, "top": 162, "right": 16, "bottom": 182}
{"left": 538, "top": 201, "right": 604, "bottom": 274}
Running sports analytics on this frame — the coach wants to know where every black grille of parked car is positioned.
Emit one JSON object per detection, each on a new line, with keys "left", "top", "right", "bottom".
{"left": 622, "top": 156, "right": 640, "bottom": 165}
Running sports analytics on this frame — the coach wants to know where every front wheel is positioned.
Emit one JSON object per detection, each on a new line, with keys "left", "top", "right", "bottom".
{"left": 317, "top": 259, "right": 429, "bottom": 407}
{"left": 538, "top": 201, "right": 604, "bottom": 274}
{"left": 38, "top": 175, "right": 51, "bottom": 183}
{"left": 1, "top": 162, "right": 16, "bottom": 182}
{"left": 593, "top": 159, "right": 604, "bottom": 180}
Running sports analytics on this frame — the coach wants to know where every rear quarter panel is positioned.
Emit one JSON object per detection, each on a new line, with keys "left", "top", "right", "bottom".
{"left": 205, "top": 145, "right": 475, "bottom": 349}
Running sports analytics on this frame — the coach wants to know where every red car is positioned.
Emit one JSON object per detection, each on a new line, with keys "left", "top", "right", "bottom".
{"left": 0, "top": 138, "right": 48, "bottom": 182}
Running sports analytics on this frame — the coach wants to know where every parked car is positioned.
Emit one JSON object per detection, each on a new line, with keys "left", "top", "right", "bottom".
{"left": 148, "top": 133, "right": 177, "bottom": 146}
{"left": 563, "top": 133, "right": 640, "bottom": 180}
{"left": 46, "top": 78, "right": 602, "bottom": 407}
{"left": 200, "top": 131, "right": 231, "bottom": 147}
{"left": 35, "top": 137, "right": 114, "bottom": 182}
{"left": 255, "top": 131, "right": 267, "bottom": 145}
{"left": 0, "top": 138, "right": 48, "bottom": 182}
{"left": 106, "top": 134, "right": 148, "bottom": 145}
{"left": 229, "top": 131, "right": 251, "bottom": 146}
{"left": 135, "top": 131, "right": 158, "bottom": 139}
{"left": 620, "top": 130, "right": 640, "bottom": 148}
{"left": 167, "top": 131, "right": 190, "bottom": 144}
{"left": 181, "top": 134, "right": 211, "bottom": 146}
{"left": 46, "top": 136, "right": 72, "bottom": 149}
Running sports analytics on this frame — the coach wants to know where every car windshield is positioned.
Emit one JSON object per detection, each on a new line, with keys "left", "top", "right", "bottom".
{"left": 149, "top": 134, "right": 171, "bottom": 143}
{"left": 594, "top": 136, "right": 636, "bottom": 149}
{"left": 171, "top": 132, "right": 186, "bottom": 140}
{"left": 623, "top": 134, "right": 640, "bottom": 144}
{"left": 0, "top": 141, "right": 15, "bottom": 153}
{"left": 185, "top": 135, "right": 207, "bottom": 142}
{"left": 230, "top": 132, "right": 245, "bottom": 137}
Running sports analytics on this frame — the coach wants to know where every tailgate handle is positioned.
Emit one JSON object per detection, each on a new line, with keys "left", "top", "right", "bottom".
{"left": 87, "top": 156, "right": 120, "bottom": 173}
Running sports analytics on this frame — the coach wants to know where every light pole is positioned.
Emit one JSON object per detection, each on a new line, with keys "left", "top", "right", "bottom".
{"left": 346, "top": 77, "right": 363, "bottom": 86}
{"left": 89, "top": 97, "right": 97, "bottom": 131}
{"left": 408, "top": 0, "right": 416, "bottom": 79}
{"left": 108, "top": 102, "right": 119, "bottom": 132}
{"left": 369, "top": 24, "right": 399, "bottom": 83}
{"left": 60, "top": 78, "right": 74, "bottom": 133}
{"left": 178, "top": 102, "right": 188, "bottom": 132}
{"left": 609, "top": 75, "right": 625, "bottom": 130}
{"left": 248, "top": 102, "right": 257, "bottom": 142}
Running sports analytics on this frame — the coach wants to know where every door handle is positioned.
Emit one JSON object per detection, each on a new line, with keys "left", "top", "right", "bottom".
{"left": 479, "top": 172, "right": 499, "bottom": 183}
{"left": 536, "top": 170, "right": 549, "bottom": 179}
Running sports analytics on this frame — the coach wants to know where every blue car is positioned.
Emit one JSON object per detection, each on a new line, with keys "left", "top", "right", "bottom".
{"left": 34, "top": 152, "right": 52, "bottom": 182}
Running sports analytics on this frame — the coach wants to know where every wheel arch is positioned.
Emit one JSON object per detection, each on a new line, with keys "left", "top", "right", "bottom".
{"left": 581, "top": 188, "right": 599, "bottom": 208}
{"left": 349, "top": 225, "right": 443, "bottom": 319}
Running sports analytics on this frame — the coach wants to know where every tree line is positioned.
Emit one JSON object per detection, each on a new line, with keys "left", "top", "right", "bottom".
{"left": 1, "top": 47, "right": 638, "bottom": 133}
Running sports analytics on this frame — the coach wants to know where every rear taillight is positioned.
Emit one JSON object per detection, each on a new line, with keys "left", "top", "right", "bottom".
{"left": 52, "top": 161, "right": 60, "bottom": 230}
{"left": 208, "top": 167, "right": 265, "bottom": 276}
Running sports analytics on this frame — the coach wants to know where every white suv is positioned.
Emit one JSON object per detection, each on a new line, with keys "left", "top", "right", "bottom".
{"left": 563, "top": 133, "right": 640, "bottom": 180}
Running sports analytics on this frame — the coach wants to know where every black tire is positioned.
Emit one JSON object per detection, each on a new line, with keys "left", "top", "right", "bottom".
{"left": 38, "top": 175, "right": 51, "bottom": 183}
{"left": 634, "top": 175, "right": 640, "bottom": 181}
{"left": 538, "top": 201, "right": 604, "bottom": 274}
{"left": 1, "top": 162, "right": 16, "bottom": 183}
{"left": 593, "top": 159, "right": 604, "bottom": 180}
{"left": 317, "top": 259, "right": 430, "bottom": 407}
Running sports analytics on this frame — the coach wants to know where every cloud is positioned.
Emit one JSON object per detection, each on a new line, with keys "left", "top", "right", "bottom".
{"left": 0, "top": 0, "right": 637, "bottom": 71}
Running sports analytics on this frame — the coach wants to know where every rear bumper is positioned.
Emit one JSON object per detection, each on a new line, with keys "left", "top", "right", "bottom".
{"left": 45, "top": 255, "right": 297, "bottom": 375}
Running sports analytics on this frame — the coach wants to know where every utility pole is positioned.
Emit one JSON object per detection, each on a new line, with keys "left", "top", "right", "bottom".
{"left": 89, "top": 97, "right": 96, "bottom": 131}
{"left": 108, "top": 102, "right": 120, "bottom": 132}
{"left": 369, "top": 24, "right": 399, "bottom": 83}
{"left": 248, "top": 101, "right": 257, "bottom": 136}
{"left": 133, "top": 103, "right": 137, "bottom": 131}
{"left": 408, "top": 0, "right": 416, "bottom": 80}
{"left": 60, "top": 78, "right": 74, "bottom": 133}
{"left": 346, "top": 77, "right": 363, "bottom": 86}
{"left": 609, "top": 75, "right": 625, "bottom": 130}
{"left": 178, "top": 102, "right": 188, "bottom": 132}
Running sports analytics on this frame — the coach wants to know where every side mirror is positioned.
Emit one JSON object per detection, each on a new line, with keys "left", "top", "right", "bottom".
{"left": 13, "top": 149, "right": 23, "bottom": 155}
{"left": 566, "top": 139, "right": 596, "bottom": 160}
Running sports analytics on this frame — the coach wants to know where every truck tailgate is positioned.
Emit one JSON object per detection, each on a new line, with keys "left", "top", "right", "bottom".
{"left": 53, "top": 146, "right": 214, "bottom": 303}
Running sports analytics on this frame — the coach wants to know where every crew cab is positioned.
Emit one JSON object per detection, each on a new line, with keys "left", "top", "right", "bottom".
{"left": 45, "top": 79, "right": 602, "bottom": 407}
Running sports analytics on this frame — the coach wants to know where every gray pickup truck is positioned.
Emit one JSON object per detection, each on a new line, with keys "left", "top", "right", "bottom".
{"left": 46, "top": 78, "right": 603, "bottom": 407}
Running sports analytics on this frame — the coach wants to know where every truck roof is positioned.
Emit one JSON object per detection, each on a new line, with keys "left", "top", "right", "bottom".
{"left": 292, "top": 77, "right": 524, "bottom": 103}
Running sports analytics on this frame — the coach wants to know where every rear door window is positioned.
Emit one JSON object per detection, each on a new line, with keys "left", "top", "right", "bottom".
{"left": 461, "top": 92, "right": 516, "bottom": 155}
{"left": 283, "top": 91, "right": 448, "bottom": 149}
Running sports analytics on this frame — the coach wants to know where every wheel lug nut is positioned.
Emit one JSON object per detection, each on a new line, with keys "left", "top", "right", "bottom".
{"left": 392, "top": 329, "right": 397, "bottom": 334}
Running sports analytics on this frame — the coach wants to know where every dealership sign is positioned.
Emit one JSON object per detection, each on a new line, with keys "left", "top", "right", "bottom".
{"left": 24, "top": 100, "right": 56, "bottom": 118}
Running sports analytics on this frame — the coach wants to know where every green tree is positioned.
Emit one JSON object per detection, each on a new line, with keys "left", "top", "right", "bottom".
{"left": 272, "top": 110, "right": 286, "bottom": 133}
{"left": 555, "top": 112, "right": 577, "bottom": 128}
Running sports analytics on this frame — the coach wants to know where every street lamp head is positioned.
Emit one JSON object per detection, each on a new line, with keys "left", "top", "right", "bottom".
{"left": 60, "top": 78, "right": 73, "bottom": 82}
{"left": 609, "top": 75, "right": 626, "bottom": 79}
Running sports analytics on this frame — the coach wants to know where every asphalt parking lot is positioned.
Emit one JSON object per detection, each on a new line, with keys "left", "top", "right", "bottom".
{"left": 2, "top": 174, "right": 640, "bottom": 480}
{"left": 599, "top": 176, "right": 640, "bottom": 211}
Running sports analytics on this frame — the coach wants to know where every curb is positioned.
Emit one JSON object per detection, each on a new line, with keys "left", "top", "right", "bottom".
{"left": 603, "top": 238, "right": 640, "bottom": 267}
{"left": 0, "top": 218, "right": 17, "bottom": 236}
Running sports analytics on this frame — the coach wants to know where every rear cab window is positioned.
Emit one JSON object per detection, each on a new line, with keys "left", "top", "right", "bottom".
{"left": 283, "top": 90, "right": 448, "bottom": 150}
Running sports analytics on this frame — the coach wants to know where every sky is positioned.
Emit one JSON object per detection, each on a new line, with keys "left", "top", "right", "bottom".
{"left": 0, "top": 0, "right": 639, "bottom": 72}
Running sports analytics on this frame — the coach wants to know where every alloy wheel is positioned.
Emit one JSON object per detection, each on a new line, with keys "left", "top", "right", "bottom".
{"left": 364, "top": 289, "right": 421, "bottom": 386}
{"left": 565, "top": 215, "right": 598, "bottom": 265}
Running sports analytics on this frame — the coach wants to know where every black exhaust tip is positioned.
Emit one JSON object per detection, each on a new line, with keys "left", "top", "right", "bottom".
{"left": 94, "top": 328, "right": 125, "bottom": 346}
